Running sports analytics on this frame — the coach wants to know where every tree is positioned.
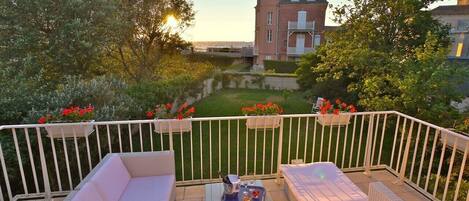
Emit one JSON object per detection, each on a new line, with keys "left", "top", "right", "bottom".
{"left": 297, "top": 0, "right": 468, "bottom": 124}
{"left": 110, "top": 0, "right": 195, "bottom": 82}
{"left": 0, "top": 0, "right": 122, "bottom": 81}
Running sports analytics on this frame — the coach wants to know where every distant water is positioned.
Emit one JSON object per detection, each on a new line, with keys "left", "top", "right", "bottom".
{"left": 192, "top": 41, "right": 253, "bottom": 50}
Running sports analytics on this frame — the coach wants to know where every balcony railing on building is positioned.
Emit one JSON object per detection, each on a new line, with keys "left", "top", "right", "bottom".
{"left": 288, "top": 21, "right": 315, "bottom": 31}
{"left": 287, "top": 47, "right": 314, "bottom": 56}
{"left": 0, "top": 111, "right": 468, "bottom": 201}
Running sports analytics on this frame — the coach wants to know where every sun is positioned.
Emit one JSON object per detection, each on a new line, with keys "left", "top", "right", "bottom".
{"left": 165, "top": 15, "right": 179, "bottom": 29}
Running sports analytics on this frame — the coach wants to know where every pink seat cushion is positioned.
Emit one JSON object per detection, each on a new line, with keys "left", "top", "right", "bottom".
{"left": 91, "top": 155, "right": 131, "bottom": 201}
{"left": 71, "top": 182, "right": 105, "bottom": 201}
{"left": 118, "top": 175, "right": 175, "bottom": 201}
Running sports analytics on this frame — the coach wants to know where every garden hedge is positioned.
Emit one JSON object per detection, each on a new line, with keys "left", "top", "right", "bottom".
{"left": 264, "top": 60, "right": 299, "bottom": 73}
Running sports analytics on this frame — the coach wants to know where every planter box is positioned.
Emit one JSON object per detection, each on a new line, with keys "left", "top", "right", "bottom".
{"left": 246, "top": 115, "right": 281, "bottom": 129}
{"left": 317, "top": 113, "right": 352, "bottom": 126}
{"left": 154, "top": 118, "right": 192, "bottom": 134}
{"left": 45, "top": 120, "right": 95, "bottom": 138}
{"left": 440, "top": 129, "right": 469, "bottom": 154}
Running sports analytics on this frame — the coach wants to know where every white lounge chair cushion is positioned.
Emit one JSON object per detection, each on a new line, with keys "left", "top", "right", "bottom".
{"left": 118, "top": 175, "right": 176, "bottom": 201}
{"left": 91, "top": 155, "right": 131, "bottom": 201}
{"left": 282, "top": 162, "right": 368, "bottom": 201}
{"left": 70, "top": 182, "right": 105, "bottom": 201}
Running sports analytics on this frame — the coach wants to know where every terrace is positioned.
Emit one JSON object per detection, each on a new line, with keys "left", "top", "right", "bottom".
{"left": 0, "top": 111, "right": 468, "bottom": 201}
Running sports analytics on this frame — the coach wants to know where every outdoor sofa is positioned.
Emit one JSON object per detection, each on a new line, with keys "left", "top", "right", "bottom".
{"left": 64, "top": 151, "right": 176, "bottom": 201}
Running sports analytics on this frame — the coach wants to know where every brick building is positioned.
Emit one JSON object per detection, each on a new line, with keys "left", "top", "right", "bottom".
{"left": 253, "top": 0, "right": 328, "bottom": 67}
{"left": 432, "top": 0, "right": 469, "bottom": 59}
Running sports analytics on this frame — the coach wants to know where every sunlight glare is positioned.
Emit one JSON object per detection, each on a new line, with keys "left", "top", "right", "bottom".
{"left": 165, "top": 15, "right": 179, "bottom": 29}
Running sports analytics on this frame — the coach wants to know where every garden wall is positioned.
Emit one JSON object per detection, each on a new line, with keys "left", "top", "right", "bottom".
{"left": 181, "top": 73, "right": 299, "bottom": 106}
{"left": 222, "top": 72, "right": 299, "bottom": 90}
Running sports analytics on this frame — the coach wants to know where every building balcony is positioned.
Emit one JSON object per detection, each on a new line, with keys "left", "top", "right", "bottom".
{"left": 288, "top": 21, "right": 315, "bottom": 31}
{"left": 0, "top": 111, "right": 468, "bottom": 200}
{"left": 287, "top": 47, "right": 314, "bottom": 56}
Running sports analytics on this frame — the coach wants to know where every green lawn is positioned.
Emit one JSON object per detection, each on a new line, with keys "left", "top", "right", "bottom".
{"left": 194, "top": 88, "right": 312, "bottom": 117}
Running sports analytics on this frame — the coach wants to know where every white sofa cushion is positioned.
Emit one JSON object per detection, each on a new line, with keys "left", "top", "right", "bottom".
{"left": 118, "top": 175, "right": 176, "bottom": 201}
{"left": 91, "top": 155, "right": 131, "bottom": 201}
{"left": 120, "top": 151, "right": 175, "bottom": 177}
{"left": 71, "top": 182, "right": 105, "bottom": 201}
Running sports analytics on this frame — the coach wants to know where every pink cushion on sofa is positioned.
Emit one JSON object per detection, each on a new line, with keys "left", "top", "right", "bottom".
{"left": 118, "top": 175, "right": 175, "bottom": 201}
{"left": 91, "top": 155, "right": 131, "bottom": 201}
{"left": 71, "top": 182, "right": 105, "bottom": 201}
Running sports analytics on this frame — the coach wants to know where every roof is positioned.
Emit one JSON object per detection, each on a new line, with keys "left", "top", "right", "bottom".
{"left": 324, "top": 26, "right": 339, "bottom": 32}
{"left": 279, "top": 0, "right": 328, "bottom": 5}
{"left": 432, "top": 5, "right": 469, "bottom": 16}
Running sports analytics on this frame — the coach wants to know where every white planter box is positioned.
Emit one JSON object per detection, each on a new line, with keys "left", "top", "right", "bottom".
{"left": 440, "top": 130, "right": 469, "bottom": 154}
{"left": 45, "top": 120, "right": 95, "bottom": 138}
{"left": 246, "top": 115, "right": 281, "bottom": 129}
{"left": 317, "top": 113, "right": 352, "bottom": 126}
{"left": 154, "top": 119, "right": 192, "bottom": 134}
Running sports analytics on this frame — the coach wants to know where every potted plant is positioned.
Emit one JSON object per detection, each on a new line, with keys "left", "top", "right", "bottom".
{"left": 242, "top": 102, "right": 283, "bottom": 129}
{"left": 147, "top": 102, "right": 195, "bottom": 134}
{"left": 317, "top": 99, "right": 357, "bottom": 126}
{"left": 38, "top": 105, "right": 95, "bottom": 138}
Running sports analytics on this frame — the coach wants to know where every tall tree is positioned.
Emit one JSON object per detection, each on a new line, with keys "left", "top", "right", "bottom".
{"left": 297, "top": 0, "right": 468, "bottom": 124}
{"left": 0, "top": 0, "right": 122, "bottom": 81}
{"left": 111, "top": 0, "right": 195, "bottom": 82}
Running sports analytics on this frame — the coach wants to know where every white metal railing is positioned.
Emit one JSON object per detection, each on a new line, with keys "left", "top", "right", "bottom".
{"left": 287, "top": 47, "right": 314, "bottom": 55}
{"left": 288, "top": 21, "right": 315, "bottom": 30}
{"left": 0, "top": 111, "right": 468, "bottom": 201}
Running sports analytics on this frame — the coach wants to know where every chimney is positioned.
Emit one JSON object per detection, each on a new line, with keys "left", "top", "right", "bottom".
{"left": 458, "top": 0, "right": 469, "bottom": 5}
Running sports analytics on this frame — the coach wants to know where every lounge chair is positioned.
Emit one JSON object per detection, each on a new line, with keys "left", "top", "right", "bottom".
{"left": 281, "top": 162, "right": 402, "bottom": 201}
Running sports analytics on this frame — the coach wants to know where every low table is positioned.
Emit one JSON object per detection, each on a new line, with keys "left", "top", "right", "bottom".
{"left": 204, "top": 180, "right": 272, "bottom": 201}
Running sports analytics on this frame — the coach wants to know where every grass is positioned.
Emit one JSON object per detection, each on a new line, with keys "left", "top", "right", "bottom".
{"left": 193, "top": 88, "right": 311, "bottom": 117}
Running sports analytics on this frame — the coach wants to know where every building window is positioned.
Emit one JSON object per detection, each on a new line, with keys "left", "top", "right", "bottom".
{"left": 267, "top": 12, "right": 273, "bottom": 25}
{"left": 456, "top": 43, "right": 464, "bottom": 57}
{"left": 265, "top": 55, "right": 272, "bottom": 60}
{"left": 267, "top": 30, "right": 273, "bottom": 43}
{"left": 313, "top": 35, "right": 321, "bottom": 48}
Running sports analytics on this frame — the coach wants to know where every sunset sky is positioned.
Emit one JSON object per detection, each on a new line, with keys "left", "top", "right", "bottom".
{"left": 182, "top": 0, "right": 457, "bottom": 42}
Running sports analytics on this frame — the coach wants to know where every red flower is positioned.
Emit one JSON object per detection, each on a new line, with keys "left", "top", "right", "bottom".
{"left": 333, "top": 109, "right": 340, "bottom": 115}
{"left": 320, "top": 107, "right": 328, "bottom": 114}
{"left": 79, "top": 109, "right": 87, "bottom": 116}
{"left": 146, "top": 111, "right": 155, "bottom": 119}
{"left": 62, "top": 108, "right": 73, "bottom": 116}
{"left": 341, "top": 102, "right": 347, "bottom": 109}
{"left": 177, "top": 102, "right": 188, "bottom": 113}
{"left": 38, "top": 116, "right": 47, "bottom": 124}
{"left": 349, "top": 105, "right": 357, "bottom": 113}
{"left": 177, "top": 113, "right": 183, "bottom": 120}
{"left": 335, "top": 99, "right": 342, "bottom": 105}
{"left": 86, "top": 105, "right": 94, "bottom": 112}
{"left": 165, "top": 103, "right": 173, "bottom": 110}
{"left": 187, "top": 107, "right": 195, "bottom": 114}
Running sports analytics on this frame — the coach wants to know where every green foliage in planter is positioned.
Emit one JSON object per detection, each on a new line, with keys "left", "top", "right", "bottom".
{"left": 264, "top": 60, "right": 299, "bottom": 73}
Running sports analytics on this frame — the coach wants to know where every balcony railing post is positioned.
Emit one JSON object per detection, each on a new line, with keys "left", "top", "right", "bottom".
{"left": 276, "top": 117, "right": 284, "bottom": 183}
{"left": 397, "top": 120, "right": 414, "bottom": 184}
{"left": 364, "top": 114, "right": 374, "bottom": 176}
{"left": 35, "top": 127, "right": 51, "bottom": 200}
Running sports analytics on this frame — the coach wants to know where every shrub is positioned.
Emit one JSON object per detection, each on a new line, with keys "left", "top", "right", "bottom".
{"left": 27, "top": 76, "right": 141, "bottom": 122}
{"left": 264, "top": 60, "right": 299, "bottom": 73}
{"left": 186, "top": 53, "right": 236, "bottom": 69}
